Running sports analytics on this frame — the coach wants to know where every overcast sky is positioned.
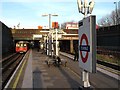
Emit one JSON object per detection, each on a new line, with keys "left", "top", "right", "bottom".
{"left": 1, "top": 0, "right": 119, "bottom": 29}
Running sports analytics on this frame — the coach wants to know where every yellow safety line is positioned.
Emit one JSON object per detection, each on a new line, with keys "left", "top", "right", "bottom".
{"left": 12, "top": 56, "right": 28, "bottom": 89}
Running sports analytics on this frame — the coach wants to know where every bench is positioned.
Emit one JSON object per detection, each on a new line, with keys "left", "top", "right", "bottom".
{"left": 45, "top": 55, "right": 67, "bottom": 67}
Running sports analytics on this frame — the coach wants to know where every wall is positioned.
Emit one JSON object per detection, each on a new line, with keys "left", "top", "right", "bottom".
{"left": 1, "top": 21, "right": 15, "bottom": 55}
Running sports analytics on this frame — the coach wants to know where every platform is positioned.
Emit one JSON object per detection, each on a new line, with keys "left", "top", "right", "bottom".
{"left": 13, "top": 49, "right": 119, "bottom": 89}
{"left": 20, "top": 49, "right": 83, "bottom": 89}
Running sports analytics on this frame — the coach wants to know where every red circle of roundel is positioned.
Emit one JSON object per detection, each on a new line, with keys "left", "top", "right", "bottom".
{"left": 80, "top": 34, "right": 89, "bottom": 63}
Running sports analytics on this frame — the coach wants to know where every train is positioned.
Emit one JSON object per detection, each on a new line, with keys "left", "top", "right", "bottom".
{"left": 15, "top": 41, "right": 28, "bottom": 53}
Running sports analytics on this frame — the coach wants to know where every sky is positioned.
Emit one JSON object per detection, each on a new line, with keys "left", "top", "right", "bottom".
{"left": 1, "top": 0, "right": 120, "bottom": 29}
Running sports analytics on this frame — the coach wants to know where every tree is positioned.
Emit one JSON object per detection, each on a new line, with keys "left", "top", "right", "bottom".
{"left": 97, "top": 7, "right": 120, "bottom": 26}
{"left": 61, "top": 22, "right": 66, "bottom": 29}
{"left": 97, "top": 15, "right": 113, "bottom": 26}
{"left": 117, "top": 8, "right": 120, "bottom": 24}
{"left": 110, "top": 11, "right": 116, "bottom": 25}
{"left": 98, "top": 1, "right": 120, "bottom": 26}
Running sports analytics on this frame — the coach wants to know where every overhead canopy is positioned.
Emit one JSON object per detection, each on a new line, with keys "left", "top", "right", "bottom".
{"left": 33, "top": 34, "right": 42, "bottom": 40}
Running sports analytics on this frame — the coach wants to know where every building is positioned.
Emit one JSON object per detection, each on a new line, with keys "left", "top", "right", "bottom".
{"left": 65, "top": 22, "right": 78, "bottom": 29}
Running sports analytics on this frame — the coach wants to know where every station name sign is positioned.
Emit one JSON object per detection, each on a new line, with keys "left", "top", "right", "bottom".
{"left": 78, "top": 15, "right": 96, "bottom": 73}
{"left": 80, "top": 45, "right": 90, "bottom": 52}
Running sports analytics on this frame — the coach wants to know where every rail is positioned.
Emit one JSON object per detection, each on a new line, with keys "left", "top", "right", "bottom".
{"left": 2, "top": 53, "right": 25, "bottom": 89}
{"left": 59, "top": 52, "right": 120, "bottom": 71}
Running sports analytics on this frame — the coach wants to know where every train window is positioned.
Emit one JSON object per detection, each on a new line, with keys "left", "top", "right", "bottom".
{"left": 20, "top": 43, "right": 23, "bottom": 47}
{"left": 16, "top": 44, "right": 20, "bottom": 47}
{"left": 24, "top": 44, "right": 27, "bottom": 46}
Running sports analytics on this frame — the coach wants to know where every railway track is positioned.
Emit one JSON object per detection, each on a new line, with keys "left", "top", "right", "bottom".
{"left": 1, "top": 53, "right": 25, "bottom": 89}
{"left": 60, "top": 52, "right": 120, "bottom": 71}
{"left": 59, "top": 52, "right": 119, "bottom": 88}
{"left": 97, "top": 60, "right": 120, "bottom": 71}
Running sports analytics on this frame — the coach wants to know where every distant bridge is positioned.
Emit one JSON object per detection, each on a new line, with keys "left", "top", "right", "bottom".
{"left": 11, "top": 24, "right": 120, "bottom": 52}
{"left": 11, "top": 28, "right": 79, "bottom": 41}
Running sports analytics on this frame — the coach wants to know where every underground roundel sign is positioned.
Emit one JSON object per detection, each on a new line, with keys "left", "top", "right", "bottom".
{"left": 80, "top": 33, "right": 90, "bottom": 63}
{"left": 78, "top": 15, "right": 96, "bottom": 73}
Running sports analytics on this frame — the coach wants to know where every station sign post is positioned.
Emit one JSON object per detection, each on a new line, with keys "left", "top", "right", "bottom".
{"left": 77, "top": 0, "right": 96, "bottom": 88}
{"left": 78, "top": 15, "right": 96, "bottom": 87}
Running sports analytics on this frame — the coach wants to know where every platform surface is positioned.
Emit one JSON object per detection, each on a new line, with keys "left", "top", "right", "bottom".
{"left": 21, "top": 49, "right": 119, "bottom": 89}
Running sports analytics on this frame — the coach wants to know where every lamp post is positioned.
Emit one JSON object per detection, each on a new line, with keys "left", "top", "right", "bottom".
{"left": 118, "top": 1, "right": 120, "bottom": 24}
{"left": 77, "top": 0, "right": 95, "bottom": 88}
{"left": 42, "top": 14, "right": 58, "bottom": 29}
{"left": 77, "top": 0, "right": 95, "bottom": 17}
{"left": 42, "top": 14, "right": 58, "bottom": 56}
{"left": 114, "top": 2, "right": 118, "bottom": 25}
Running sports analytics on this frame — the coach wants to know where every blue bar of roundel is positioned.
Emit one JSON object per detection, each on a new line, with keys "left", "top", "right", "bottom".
{"left": 79, "top": 45, "right": 90, "bottom": 52}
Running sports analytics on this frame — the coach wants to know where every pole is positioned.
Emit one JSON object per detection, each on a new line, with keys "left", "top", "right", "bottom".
{"left": 55, "top": 28, "right": 58, "bottom": 56}
{"left": 44, "top": 35, "right": 46, "bottom": 54}
{"left": 48, "top": 14, "right": 51, "bottom": 56}
{"left": 84, "top": 0, "right": 88, "bottom": 17}
{"left": 116, "top": 3, "right": 118, "bottom": 25}
{"left": 52, "top": 31, "right": 54, "bottom": 56}
{"left": 48, "top": 34, "right": 50, "bottom": 56}
{"left": 114, "top": 2, "right": 118, "bottom": 25}
{"left": 77, "top": 0, "right": 95, "bottom": 88}
{"left": 82, "top": 70, "right": 90, "bottom": 88}
{"left": 42, "top": 14, "right": 58, "bottom": 56}
{"left": 49, "top": 14, "right": 51, "bottom": 29}
{"left": 82, "top": 1, "right": 90, "bottom": 88}
{"left": 118, "top": 1, "right": 120, "bottom": 24}
{"left": 47, "top": 36, "right": 48, "bottom": 55}
{"left": 42, "top": 14, "right": 58, "bottom": 29}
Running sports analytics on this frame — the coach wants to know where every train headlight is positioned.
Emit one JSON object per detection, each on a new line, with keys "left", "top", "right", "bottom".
{"left": 16, "top": 44, "right": 20, "bottom": 47}
{"left": 24, "top": 44, "right": 27, "bottom": 46}
{"left": 41, "top": 44, "right": 43, "bottom": 49}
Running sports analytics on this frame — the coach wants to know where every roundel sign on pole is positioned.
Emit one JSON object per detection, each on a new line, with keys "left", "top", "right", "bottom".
{"left": 80, "top": 34, "right": 90, "bottom": 63}
{"left": 78, "top": 15, "right": 96, "bottom": 73}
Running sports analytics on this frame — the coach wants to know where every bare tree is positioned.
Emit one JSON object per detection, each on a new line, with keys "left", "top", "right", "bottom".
{"left": 110, "top": 11, "right": 116, "bottom": 25}
{"left": 97, "top": 15, "right": 113, "bottom": 26}
{"left": 97, "top": 17, "right": 105, "bottom": 26}
{"left": 97, "top": 9, "right": 120, "bottom": 26}
{"left": 61, "top": 22, "right": 66, "bottom": 29}
{"left": 104, "top": 15, "right": 113, "bottom": 26}
{"left": 117, "top": 8, "right": 120, "bottom": 24}
{"left": 97, "top": 1, "right": 120, "bottom": 27}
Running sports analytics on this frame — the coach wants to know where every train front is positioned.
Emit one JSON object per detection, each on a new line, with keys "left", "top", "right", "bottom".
{"left": 15, "top": 41, "right": 28, "bottom": 53}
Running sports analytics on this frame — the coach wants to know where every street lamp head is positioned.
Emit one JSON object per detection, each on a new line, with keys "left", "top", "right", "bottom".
{"left": 84, "top": 0, "right": 88, "bottom": 8}
{"left": 42, "top": 14, "right": 58, "bottom": 17}
{"left": 77, "top": 0, "right": 83, "bottom": 13}
{"left": 77, "top": 0, "right": 95, "bottom": 16}
{"left": 89, "top": 0, "right": 95, "bottom": 14}
{"left": 113, "top": 1, "right": 118, "bottom": 25}
{"left": 42, "top": 14, "right": 48, "bottom": 17}
{"left": 42, "top": 13, "right": 58, "bottom": 30}
{"left": 114, "top": 2, "right": 116, "bottom": 4}
{"left": 52, "top": 14, "right": 58, "bottom": 16}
